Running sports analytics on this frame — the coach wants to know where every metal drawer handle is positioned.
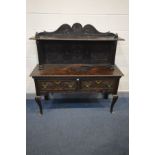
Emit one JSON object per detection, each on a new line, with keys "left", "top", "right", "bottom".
{"left": 42, "top": 84, "right": 47, "bottom": 89}
{"left": 95, "top": 80, "right": 102, "bottom": 84}
{"left": 68, "top": 83, "right": 74, "bottom": 88}
{"left": 107, "top": 84, "right": 112, "bottom": 88}
{"left": 85, "top": 84, "right": 90, "bottom": 88}
{"left": 54, "top": 81, "right": 61, "bottom": 85}
{"left": 85, "top": 83, "right": 91, "bottom": 88}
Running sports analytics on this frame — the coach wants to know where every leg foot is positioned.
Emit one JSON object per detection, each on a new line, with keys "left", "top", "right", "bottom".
{"left": 35, "top": 96, "right": 43, "bottom": 114}
{"left": 104, "top": 93, "right": 109, "bottom": 99}
{"left": 44, "top": 94, "right": 49, "bottom": 100}
{"left": 110, "top": 95, "right": 118, "bottom": 113}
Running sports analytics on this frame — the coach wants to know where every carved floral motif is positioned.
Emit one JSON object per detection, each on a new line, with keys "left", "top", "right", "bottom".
{"left": 39, "top": 81, "right": 76, "bottom": 90}
{"left": 81, "top": 80, "right": 113, "bottom": 89}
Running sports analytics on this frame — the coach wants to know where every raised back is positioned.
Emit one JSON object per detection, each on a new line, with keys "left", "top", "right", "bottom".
{"left": 33, "top": 23, "right": 123, "bottom": 67}
{"left": 35, "top": 23, "right": 119, "bottom": 39}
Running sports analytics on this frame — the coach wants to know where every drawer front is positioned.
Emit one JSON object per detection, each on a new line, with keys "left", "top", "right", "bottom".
{"left": 38, "top": 80, "right": 77, "bottom": 91}
{"left": 80, "top": 79, "right": 115, "bottom": 91}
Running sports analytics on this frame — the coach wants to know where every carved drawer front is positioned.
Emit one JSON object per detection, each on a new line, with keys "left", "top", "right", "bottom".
{"left": 38, "top": 80, "right": 77, "bottom": 91}
{"left": 81, "top": 79, "right": 114, "bottom": 91}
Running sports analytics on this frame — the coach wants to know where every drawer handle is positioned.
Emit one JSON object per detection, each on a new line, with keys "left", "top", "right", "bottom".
{"left": 68, "top": 84, "right": 74, "bottom": 88}
{"left": 85, "top": 84, "right": 90, "bottom": 88}
{"left": 95, "top": 80, "right": 102, "bottom": 84}
{"left": 107, "top": 84, "right": 112, "bottom": 88}
{"left": 85, "top": 83, "right": 91, "bottom": 88}
{"left": 54, "top": 81, "right": 61, "bottom": 85}
{"left": 42, "top": 84, "right": 47, "bottom": 89}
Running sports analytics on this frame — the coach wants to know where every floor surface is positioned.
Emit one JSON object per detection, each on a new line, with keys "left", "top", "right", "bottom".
{"left": 26, "top": 93, "right": 129, "bottom": 155}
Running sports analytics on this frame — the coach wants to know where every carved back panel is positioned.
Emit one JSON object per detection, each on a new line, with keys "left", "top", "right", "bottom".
{"left": 37, "top": 40, "right": 117, "bottom": 65}
{"left": 35, "top": 23, "right": 119, "bottom": 66}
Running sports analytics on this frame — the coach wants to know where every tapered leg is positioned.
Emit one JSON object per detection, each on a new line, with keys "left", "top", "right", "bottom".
{"left": 44, "top": 94, "right": 49, "bottom": 100}
{"left": 35, "top": 96, "right": 43, "bottom": 114}
{"left": 110, "top": 95, "right": 118, "bottom": 113}
{"left": 104, "top": 93, "right": 109, "bottom": 99}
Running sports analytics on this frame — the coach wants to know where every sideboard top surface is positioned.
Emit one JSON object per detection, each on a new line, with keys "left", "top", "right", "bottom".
{"left": 31, "top": 64, "right": 123, "bottom": 78}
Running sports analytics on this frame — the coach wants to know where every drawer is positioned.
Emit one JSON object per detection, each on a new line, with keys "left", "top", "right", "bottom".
{"left": 38, "top": 80, "right": 77, "bottom": 91}
{"left": 80, "top": 79, "right": 114, "bottom": 91}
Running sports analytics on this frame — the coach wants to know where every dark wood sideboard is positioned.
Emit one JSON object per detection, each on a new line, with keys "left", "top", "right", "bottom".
{"left": 30, "top": 23, "right": 124, "bottom": 114}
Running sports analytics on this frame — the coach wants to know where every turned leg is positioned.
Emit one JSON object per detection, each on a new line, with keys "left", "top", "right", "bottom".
{"left": 110, "top": 95, "right": 118, "bottom": 113}
{"left": 104, "top": 93, "right": 109, "bottom": 99}
{"left": 44, "top": 94, "right": 49, "bottom": 100}
{"left": 35, "top": 96, "right": 43, "bottom": 114}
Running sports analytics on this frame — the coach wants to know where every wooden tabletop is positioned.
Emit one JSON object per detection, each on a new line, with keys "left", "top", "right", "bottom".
{"left": 30, "top": 64, "right": 123, "bottom": 78}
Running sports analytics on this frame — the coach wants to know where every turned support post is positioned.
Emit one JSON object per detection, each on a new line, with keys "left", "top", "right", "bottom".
{"left": 35, "top": 96, "right": 43, "bottom": 114}
{"left": 110, "top": 95, "right": 118, "bottom": 113}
